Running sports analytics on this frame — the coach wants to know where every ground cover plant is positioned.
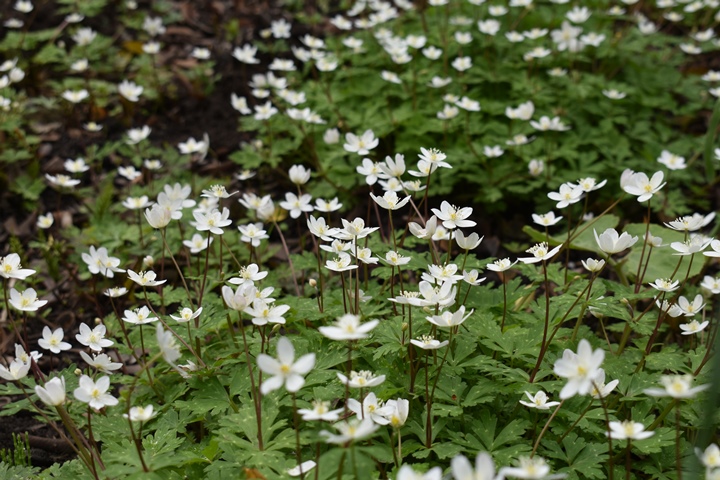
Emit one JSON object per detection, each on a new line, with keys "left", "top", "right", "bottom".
{"left": 2, "top": 0, "right": 720, "bottom": 478}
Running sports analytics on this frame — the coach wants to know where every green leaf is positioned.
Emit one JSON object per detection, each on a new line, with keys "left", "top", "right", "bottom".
{"left": 704, "top": 99, "right": 720, "bottom": 181}
{"left": 523, "top": 215, "right": 620, "bottom": 252}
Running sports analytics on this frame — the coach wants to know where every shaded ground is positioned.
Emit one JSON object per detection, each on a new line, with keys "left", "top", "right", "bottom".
{"left": 0, "top": 0, "right": 340, "bottom": 466}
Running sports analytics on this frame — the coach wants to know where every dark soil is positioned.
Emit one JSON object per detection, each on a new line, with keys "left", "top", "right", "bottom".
{"left": 0, "top": 0, "right": 340, "bottom": 467}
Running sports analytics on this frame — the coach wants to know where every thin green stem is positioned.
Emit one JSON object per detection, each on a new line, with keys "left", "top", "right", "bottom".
{"left": 238, "top": 311, "right": 263, "bottom": 450}
{"left": 531, "top": 400, "right": 565, "bottom": 457}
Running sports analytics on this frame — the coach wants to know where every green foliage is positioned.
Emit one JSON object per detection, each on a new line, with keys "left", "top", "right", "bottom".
{"left": 1, "top": 0, "right": 719, "bottom": 478}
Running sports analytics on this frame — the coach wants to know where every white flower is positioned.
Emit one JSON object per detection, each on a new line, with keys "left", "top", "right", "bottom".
{"left": 649, "top": 278, "right": 680, "bottom": 292}
{"left": 573, "top": 177, "right": 607, "bottom": 192}
{"left": 478, "top": 19, "right": 500, "bottom": 35}
{"left": 62, "top": 89, "right": 89, "bottom": 103}
{"left": 397, "top": 465, "right": 442, "bottom": 480}
{"left": 383, "top": 398, "right": 409, "bottom": 428}
{"left": 183, "top": 233, "right": 213, "bottom": 253}
{"left": 487, "top": 258, "right": 518, "bottom": 272}
{"left": 257, "top": 337, "right": 315, "bottom": 395}
{"left": 127, "top": 269, "right": 166, "bottom": 287}
{"left": 548, "top": 183, "right": 584, "bottom": 209}
{"left": 665, "top": 212, "right": 715, "bottom": 232}
{"left": 75, "top": 323, "right": 113, "bottom": 351}
{"left": 432, "top": 201, "right": 475, "bottom": 229}
{"left": 452, "top": 56, "right": 472, "bottom": 71}
{"left": 118, "top": 80, "right": 143, "bottom": 102}
{"left": 455, "top": 230, "right": 483, "bottom": 250}
{"left": 602, "top": 89, "right": 626, "bottom": 100}
{"left": 74, "top": 375, "right": 118, "bottom": 410}
{"left": 607, "top": 421, "right": 654, "bottom": 440}
{"left": 126, "top": 125, "right": 151, "bottom": 145}
{"left": 279, "top": 192, "right": 314, "bottom": 219}
{"left": 336, "top": 217, "right": 379, "bottom": 240}
{"left": 529, "top": 159, "right": 544, "bottom": 176}
{"left": 118, "top": 165, "right": 141, "bottom": 181}
{"left": 532, "top": 212, "right": 562, "bottom": 227}
{"left": 79, "top": 351, "right": 123, "bottom": 374}
{"left": 679, "top": 319, "right": 710, "bottom": 335}
{"left": 244, "top": 299, "right": 290, "bottom": 326}
{"left": 553, "top": 339, "right": 604, "bottom": 399}
{"left": 72, "top": 27, "right": 96, "bottom": 46}
{"left": 325, "top": 252, "right": 357, "bottom": 272}
{"left": 497, "top": 456, "right": 565, "bottom": 479}
{"left": 319, "top": 314, "right": 378, "bottom": 341}
{"left": 506, "top": 101, "right": 535, "bottom": 120}
{"left": 451, "top": 452, "right": 496, "bottom": 480}
{"left": 298, "top": 400, "right": 343, "bottom": 421}
{"left": 581, "top": 258, "right": 606, "bottom": 273}
{"left": 428, "top": 76, "right": 452, "bottom": 88}
{"left": 232, "top": 44, "right": 260, "bottom": 64}
{"left": 324, "top": 128, "right": 340, "bottom": 144}
{"left": 9, "top": 288, "right": 47, "bottom": 312}
{"left": 657, "top": 150, "right": 686, "bottom": 170}
{"left": 170, "top": 307, "right": 203, "bottom": 323}
{"left": 590, "top": 369, "right": 619, "bottom": 398}
{"left": 370, "top": 191, "right": 411, "bottom": 210}
{"left": 437, "top": 104, "right": 460, "bottom": 119}
{"left": 519, "top": 391, "right": 560, "bottom": 410}
{"left": 701, "top": 275, "right": 720, "bottom": 294}
{"left": 320, "top": 418, "right": 378, "bottom": 444}
{"left": 142, "top": 16, "right": 165, "bottom": 36}
{"left": 288, "top": 461, "right": 317, "bottom": 477}
{"left": 254, "top": 101, "right": 278, "bottom": 120}
{"left": 36, "top": 213, "right": 54, "bottom": 229}
{"left": 0, "top": 359, "right": 30, "bottom": 381}
{"left": 410, "top": 335, "right": 449, "bottom": 350}
{"left": 347, "top": 392, "right": 393, "bottom": 425}
{"left": 518, "top": 242, "right": 562, "bottom": 264}
{"left": 103, "top": 287, "right": 128, "bottom": 298}
{"left": 672, "top": 235, "right": 713, "bottom": 256}
{"left": 576, "top": 32, "right": 605, "bottom": 49}
{"left": 230, "top": 93, "right": 251, "bottom": 114}
{"left": 567, "top": 6, "right": 591, "bottom": 22}
{"left": 38, "top": 327, "right": 71, "bottom": 354}
{"left": 156, "top": 324, "right": 182, "bottom": 366}
{"left": 35, "top": 377, "right": 66, "bottom": 406}
{"left": 193, "top": 208, "right": 232, "bottom": 235}
{"left": 222, "top": 284, "right": 254, "bottom": 311}
{"left": 14, "top": 1, "right": 33, "bottom": 13}
{"left": 145, "top": 204, "right": 173, "bottom": 229}
{"left": 699, "top": 444, "right": 720, "bottom": 469}
{"left": 422, "top": 46, "right": 443, "bottom": 59}
{"left": 314, "top": 197, "right": 342, "bottom": 213}
{"left": 288, "top": 165, "right": 311, "bottom": 185}
{"left": 676, "top": 294, "right": 705, "bottom": 316}
{"left": 344, "top": 130, "right": 379, "bottom": 156}
{"left": 530, "top": 116, "right": 571, "bottom": 131}
{"left": 178, "top": 136, "right": 207, "bottom": 155}
{"left": 71, "top": 59, "right": 90, "bottom": 73}
{"left": 122, "top": 306, "right": 158, "bottom": 325}
{"left": 124, "top": 405, "right": 156, "bottom": 422}
{"left": 45, "top": 174, "right": 81, "bottom": 188}
{"left": 621, "top": 170, "right": 666, "bottom": 202}
{"left": 450, "top": 95, "right": 480, "bottom": 113}
{"left": 337, "top": 370, "right": 386, "bottom": 388}
{"left": 704, "top": 239, "right": 720, "bottom": 257}
{"left": 644, "top": 374, "right": 709, "bottom": 398}
{"left": 594, "top": 228, "right": 638, "bottom": 254}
